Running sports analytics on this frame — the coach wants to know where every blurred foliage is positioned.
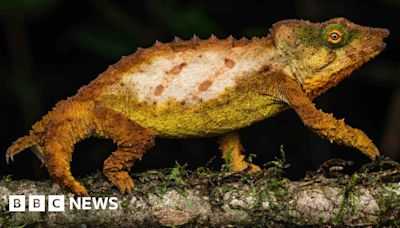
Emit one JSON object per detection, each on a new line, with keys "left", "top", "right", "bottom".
{"left": 0, "top": 0, "right": 59, "bottom": 15}
{"left": 71, "top": 27, "right": 141, "bottom": 59}
{"left": 144, "top": 1, "right": 222, "bottom": 37}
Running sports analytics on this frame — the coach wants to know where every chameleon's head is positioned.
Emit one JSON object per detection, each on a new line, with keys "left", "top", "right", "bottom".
{"left": 271, "top": 17, "right": 389, "bottom": 97}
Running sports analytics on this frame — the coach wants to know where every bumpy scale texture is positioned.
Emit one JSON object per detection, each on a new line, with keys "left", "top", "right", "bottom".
{"left": 6, "top": 18, "right": 389, "bottom": 196}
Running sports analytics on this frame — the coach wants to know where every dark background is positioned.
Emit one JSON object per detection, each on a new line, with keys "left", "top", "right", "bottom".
{"left": 1, "top": 0, "right": 399, "bottom": 181}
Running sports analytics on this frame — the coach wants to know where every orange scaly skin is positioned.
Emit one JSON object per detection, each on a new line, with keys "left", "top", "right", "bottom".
{"left": 6, "top": 18, "right": 389, "bottom": 196}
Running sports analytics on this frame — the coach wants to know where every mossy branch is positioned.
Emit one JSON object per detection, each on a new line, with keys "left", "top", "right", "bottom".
{"left": 0, "top": 158, "right": 399, "bottom": 227}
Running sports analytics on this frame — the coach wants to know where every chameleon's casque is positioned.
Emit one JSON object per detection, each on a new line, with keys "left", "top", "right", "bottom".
{"left": 6, "top": 18, "right": 389, "bottom": 196}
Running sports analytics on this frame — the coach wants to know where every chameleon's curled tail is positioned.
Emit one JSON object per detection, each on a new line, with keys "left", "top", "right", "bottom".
{"left": 6, "top": 134, "right": 43, "bottom": 164}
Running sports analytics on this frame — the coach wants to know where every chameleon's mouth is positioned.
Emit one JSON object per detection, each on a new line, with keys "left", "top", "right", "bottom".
{"left": 364, "top": 27, "right": 389, "bottom": 56}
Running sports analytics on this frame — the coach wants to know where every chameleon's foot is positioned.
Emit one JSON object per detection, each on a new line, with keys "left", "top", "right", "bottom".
{"left": 349, "top": 129, "right": 380, "bottom": 160}
{"left": 247, "top": 163, "right": 261, "bottom": 173}
{"left": 47, "top": 163, "right": 89, "bottom": 196}
{"left": 103, "top": 149, "right": 145, "bottom": 194}
{"left": 70, "top": 181, "right": 89, "bottom": 196}
{"left": 230, "top": 160, "right": 261, "bottom": 173}
{"left": 219, "top": 131, "right": 261, "bottom": 173}
{"left": 358, "top": 135, "right": 380, "bottom": 160}
{"left": 104, "top": 171, "right": 134, "bottom": 194}
{"left": 48, "top": 166, "right": 89, "bottom": 196}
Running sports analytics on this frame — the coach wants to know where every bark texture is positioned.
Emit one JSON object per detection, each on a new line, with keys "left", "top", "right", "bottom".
{"left": 0, "top": 158, "right": 399, "bottom": 227}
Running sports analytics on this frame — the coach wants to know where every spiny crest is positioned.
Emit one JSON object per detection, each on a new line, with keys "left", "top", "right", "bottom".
{"left": 140, "top": 33, "right": 266, "bottom": 56}
{"left": 154, "top": 40, "right": 163, "bottom": 47}
{"left": 191, "top": 34, "right": 200, "bottom": 42}
{"left": 173, "top": 36, "right": 182, "bottom": 43}
{"left": 208, "top": 34, "right": 219, "bottom": 42}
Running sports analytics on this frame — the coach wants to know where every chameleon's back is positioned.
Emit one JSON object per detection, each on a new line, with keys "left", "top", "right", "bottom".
{"left": 96, "top": 37, "right": 286, "bottom": 138}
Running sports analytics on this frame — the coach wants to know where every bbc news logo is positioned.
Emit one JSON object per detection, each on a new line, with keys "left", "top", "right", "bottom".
{"left": 8, "top": 195, "right": 118, "bottom": 212}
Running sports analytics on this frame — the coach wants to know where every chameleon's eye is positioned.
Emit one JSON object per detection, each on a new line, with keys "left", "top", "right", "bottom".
{"left": 321, "top": 24, "right": 349, "bottom": 48}
{"left": 327, "top": 29, "right": 343, "bottom": 44}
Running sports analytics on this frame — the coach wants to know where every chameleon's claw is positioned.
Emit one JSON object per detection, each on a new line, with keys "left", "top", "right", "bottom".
{"left": 5, "top": 154, "right": 13, "bottom": 164}
{"left": 247, "top": 163, "right": 261, "bottom": 173}
{"left": 105, "top": 171, "right": 134, "bottom": 194}
{"left": 71, "top": 183, "right": 89, "bottom": 197}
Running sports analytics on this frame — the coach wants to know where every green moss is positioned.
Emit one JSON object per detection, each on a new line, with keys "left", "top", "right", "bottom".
{"left": 155, "top": 183, "right": 168, "bottom": 201}
{"left": 169, "top": 162, "right": 188, "bottom": 186}
{"left": 378, "top": 185, "right": 400, "bottom": 215}
{"left": 120, "top": 197, "right": 130, "bottom": 209}
{"left": 262, "top": 145, "right": 290, "bottom": 178}
{"left": 2, "top": 175, "right": 12, "bottom": 183}
{"left": 246, "top": 153, "right": 257, "bottom": 163}
{"left": 333, "top": 173, "right": 360, "bottom": 225}
{"left": 180, "top": 189, "right": 192, "bottom": 209}
{"left": 0, "top": 210, "right": 11, "bottom": 227}
{"left": 221, "top": 147, "right": 233, "bottom": 174}
{"left": 193, "top": 167, "right": 210, "bottom": 179}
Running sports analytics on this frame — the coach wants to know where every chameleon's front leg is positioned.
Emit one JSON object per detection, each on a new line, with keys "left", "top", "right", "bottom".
{"left": 218, "top": 131, "right": 260, "bottom": 172}
{"left": 281, "top": 77, "right": 380, "bottom": 159}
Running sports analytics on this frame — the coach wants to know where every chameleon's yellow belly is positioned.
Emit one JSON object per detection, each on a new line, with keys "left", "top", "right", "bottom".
{"left": 101, "top": 92, "right": 286, "bottom": 138}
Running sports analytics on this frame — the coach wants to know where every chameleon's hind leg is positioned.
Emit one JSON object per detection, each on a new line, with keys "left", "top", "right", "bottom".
{"left": 45, "top": 138, "right": 89, "bottom": 196}
{"left": 93, "top": 106, "right": 155, "bottom": 194}
{"left": 43, "top": 107, "right": 93, "bottom": 196}
{"left": 218, "top": 131, "right": 260, "bottom": 172}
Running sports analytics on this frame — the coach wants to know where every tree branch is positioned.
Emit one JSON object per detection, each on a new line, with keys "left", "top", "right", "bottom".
{"left": 0, "top": 159, "right": 399, "bottom": 227}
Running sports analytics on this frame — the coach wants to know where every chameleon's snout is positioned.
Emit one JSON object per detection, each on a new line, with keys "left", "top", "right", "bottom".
{"left": 371, "top": 30, "right": 389, "bottom": 54}
{"left": 371, "top": 27, "right": 390, "bottom": 50}
{"left": 373, "top": 41, "right": 386, "bottom": 53}
{"left": 355, "top": 26, "right": 390, "bottom": 57}
{"left": 376, "top": 28, "right": 390, "bottom": 38}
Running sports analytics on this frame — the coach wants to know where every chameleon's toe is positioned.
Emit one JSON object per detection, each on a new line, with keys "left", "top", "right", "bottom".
{"left": 246, "top": 163, "right": 261, "bottom": 173}
{"left": 5, "top": 153, "right": 14, "bottom": 164}
{"left": 106, "top": 171, "right": 134, "bottom": 194}
{"left": 5, "top": 135, "right": 37, "bottom": 164}
{"left": 71, "top": 182, "right": 89, "bottom": 196}
{"left": 363, "top": 143, "right": 380, "bottom": 160}
{"left": 230, "top": 160, "right": 261, "bottom": 173}
{"left": 355, "top": 130, "right": 381, "bottom": 160}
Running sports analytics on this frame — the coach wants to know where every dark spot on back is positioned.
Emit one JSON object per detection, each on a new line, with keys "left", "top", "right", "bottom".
{"left": 165, "top": 62, "right": 188, "bottom": 75}
{"left": 154, "top": 85, "right": 165, "bottom": 96}
{"left": 224, "top": 58, "right": 236, "bottom": 68}
{"left": 198, "top": 80, "right": 213, "bottom": 92}
{"left": 260, "top": 64, "right": 271, "bottom": 72}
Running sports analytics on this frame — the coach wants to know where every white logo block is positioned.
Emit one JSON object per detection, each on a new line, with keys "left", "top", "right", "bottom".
{"left": 29, "top": 195, "right": 45, "bottom": 212}
{"left": 48, "top": 195, "right": 65, "bottom": 212}
{"left": 9, "top": 195, "right": 26, "bottom": 212}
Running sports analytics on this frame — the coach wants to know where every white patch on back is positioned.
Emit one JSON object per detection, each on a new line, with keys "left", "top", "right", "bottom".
{"left": 109, "top": 44, "right": 275, "bottom": 104}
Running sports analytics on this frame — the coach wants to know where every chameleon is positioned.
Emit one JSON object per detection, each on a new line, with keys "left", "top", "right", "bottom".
{"left": 6, "top": 18, "right": 389, "bottom": 196}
